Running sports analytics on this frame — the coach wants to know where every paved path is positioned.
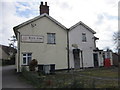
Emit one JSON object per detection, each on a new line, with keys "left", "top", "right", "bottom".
{"left": 2, "top": 65, "right": 34, "bottom": 89}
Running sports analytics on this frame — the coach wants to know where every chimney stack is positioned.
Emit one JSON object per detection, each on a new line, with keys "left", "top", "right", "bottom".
{"left": 40, "top": 2, "right": 49, "bottom": 15}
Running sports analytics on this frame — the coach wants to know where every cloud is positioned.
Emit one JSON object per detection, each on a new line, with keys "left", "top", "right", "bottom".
{"left": 95, "top": 14, "right": 104, "bottom": 25}
{"left": 15, "top": 2, "right": 40, "bottom": 18}
{"left": 0, "top": 0, "right": 119, "bottom": 52}
{"left": 16, "top": 2, "right": 31, "bottom": 11}
{"left": 1, "top": 1, "right": 31, "bottom": 45}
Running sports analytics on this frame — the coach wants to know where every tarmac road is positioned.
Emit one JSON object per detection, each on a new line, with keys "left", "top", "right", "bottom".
{"left": 2, "top": 65, "right": 34, "bottom": 89}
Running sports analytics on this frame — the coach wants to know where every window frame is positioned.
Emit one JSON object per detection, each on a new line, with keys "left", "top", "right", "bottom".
{"left": 22, "top": 53, "right": 32, "bottom": 65}
{"left": 82, "top": 33, "right": 87, "bottom": 42}
{"left": 47, "top": 33, "right": 56, "bottom": 44}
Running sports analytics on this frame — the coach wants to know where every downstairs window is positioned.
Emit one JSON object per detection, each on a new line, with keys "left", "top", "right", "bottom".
{"left": 22, "top": 53, "right": 32, "bottom": 65}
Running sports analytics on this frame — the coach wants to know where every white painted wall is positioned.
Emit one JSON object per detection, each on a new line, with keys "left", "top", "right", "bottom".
{"left": 93, "top": 52, "right": 104, "bottom": 67}
{"left": 69, "top": 25, "right": 96, "bottom": 68}
{"left": 17, "top": 16, "right": 68, "bottom": 71}
{"left": 98, "top": 52, "right": 104, "bottom": 66}
{"left": 110, "top": 52, "right": 113, "bottom": 65}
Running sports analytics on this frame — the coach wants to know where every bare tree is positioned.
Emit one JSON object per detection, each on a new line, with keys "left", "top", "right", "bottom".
{"left": 113, "top": 31, "right": 120, "bottom": 51}
{"left": 8, "top": 35, "right": 17, "bottom": 49}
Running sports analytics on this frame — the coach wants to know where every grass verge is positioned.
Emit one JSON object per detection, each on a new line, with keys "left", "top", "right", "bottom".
{"left": 19, "top": 66, "right": 119, "bottom": 88}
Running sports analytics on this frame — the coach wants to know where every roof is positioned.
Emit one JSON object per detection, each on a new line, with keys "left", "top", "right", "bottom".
{"left": 69, "top": 21, "right": 96, "bottom": 34}
{"left": 113, "top": 53, "right": 119, "bottom": 56}
{"left": 13, "top": 13, "right": 67, "bottom": 37}
{"left": 93, "top": 47, "right": 103, "bottom": 52}
{"left": 0, "top": 44, "right": 17, "bottom": 55}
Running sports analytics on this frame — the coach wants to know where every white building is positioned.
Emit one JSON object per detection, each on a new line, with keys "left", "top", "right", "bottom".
{"left": 14, "top": 2, "right": 68, "bottom": 72}
{"left": 69, "top": 21, "right": 99, "bottom": 68}
{"left": 13, "top": 2, "right": 104, "bottom": 72}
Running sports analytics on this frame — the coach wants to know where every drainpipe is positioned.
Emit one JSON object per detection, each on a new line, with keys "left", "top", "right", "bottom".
{"left": 67, "top": 29, "right": 70, "bottom": 72}
{"left": 16, "top": 31, "right": 20, "bottom": 72}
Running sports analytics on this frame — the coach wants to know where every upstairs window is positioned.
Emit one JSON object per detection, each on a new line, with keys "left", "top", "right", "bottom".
{"left": 22, "top": 53, "right": 32, "bottom": 65}
{"left": 82, "top": 33, "right": 87, "bottom": 42}
{"left": 47, "top": 33, "right": 56, "bottom": 44}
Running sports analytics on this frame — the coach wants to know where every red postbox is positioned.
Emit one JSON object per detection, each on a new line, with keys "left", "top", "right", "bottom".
{"left": 104, "top": 58, "right": 111, "bottom": 67}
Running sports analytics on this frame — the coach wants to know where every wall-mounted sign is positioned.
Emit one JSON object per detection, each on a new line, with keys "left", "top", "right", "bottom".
{"left": 21, "top": 35, "right": 44, "bottom": 43}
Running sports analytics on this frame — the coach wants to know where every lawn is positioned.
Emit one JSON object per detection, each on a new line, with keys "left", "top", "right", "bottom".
{"left": 77, "top": 67, "right": 118, "bottom": 78}
{"left": 20, "top": 66, "right": 119, "bottom": 88}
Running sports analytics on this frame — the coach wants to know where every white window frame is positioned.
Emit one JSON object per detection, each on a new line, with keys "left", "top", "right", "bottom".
{"left": 22, "top": 53, "right": 32, "bottom": 65}
{"left": 47, "top": 33, "right": 56, "bottom": 44}
{"left": 82, "top": 33, "right": 87, "bottom": 42}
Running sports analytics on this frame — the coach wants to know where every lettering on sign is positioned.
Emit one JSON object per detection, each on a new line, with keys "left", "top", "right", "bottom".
{"left": 21, "top": 35, "right": 44, "bottom": 43}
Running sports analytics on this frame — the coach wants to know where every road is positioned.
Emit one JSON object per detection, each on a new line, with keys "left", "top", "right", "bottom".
{"left": 2, "top": 65, "right": 34, "bottom": 89}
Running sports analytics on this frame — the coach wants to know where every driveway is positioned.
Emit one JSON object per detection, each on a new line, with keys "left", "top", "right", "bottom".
{"left": 2, "top": 65, "right": 34, "bottom": 89}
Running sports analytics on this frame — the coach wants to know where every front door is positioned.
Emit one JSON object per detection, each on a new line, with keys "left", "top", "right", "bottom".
{"left": 93, "top": 53, "right": 99, "bottom": 67}
{"left": 74, "top": 59, "right": 80, "bottom": 69}
{"left": 73, "top": 49, "right": 80, "bottom": 69}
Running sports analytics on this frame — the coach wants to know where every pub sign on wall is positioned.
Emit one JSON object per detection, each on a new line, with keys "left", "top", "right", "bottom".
{"left": 21, "top": 35, "right": 44, "bottom": 43}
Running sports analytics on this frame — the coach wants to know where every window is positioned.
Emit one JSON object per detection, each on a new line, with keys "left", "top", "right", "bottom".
{"left": 22, "top": 53, "right": 32, "bottom": 65}
{"left": 82, "top": 33, "right": 87, "bottom": 42}
{"left": 47, "top": 33, "right": 56, "bottom": 44}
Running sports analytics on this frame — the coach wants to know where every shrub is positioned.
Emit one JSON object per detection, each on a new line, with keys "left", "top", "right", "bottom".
{"left": 21, "top": 67, "right": 43, "bottom": 87}
{"left": 29, "top": 59, "right": 38, "bottom": 71}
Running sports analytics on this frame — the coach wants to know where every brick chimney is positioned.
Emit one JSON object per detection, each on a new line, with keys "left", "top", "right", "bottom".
{"left": 40, "top": 2, "right": 49, "bottom": 15}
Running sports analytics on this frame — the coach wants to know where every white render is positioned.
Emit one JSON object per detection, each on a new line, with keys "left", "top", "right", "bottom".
{"left": 93, "top": 51, "right": 104, "bottom": 67}
{"left": 69, "top": 22, "right": 96, "bottom": 68}
{"left": 14, "top": 14, "right": 107, "bottom": 72}
{"left": 14, "top": 14, "right": 68, "bottom": 72}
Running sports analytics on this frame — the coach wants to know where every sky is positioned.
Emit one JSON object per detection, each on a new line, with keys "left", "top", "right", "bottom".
{"left": 0, "top": 0, "right": 119, "bottom": 52}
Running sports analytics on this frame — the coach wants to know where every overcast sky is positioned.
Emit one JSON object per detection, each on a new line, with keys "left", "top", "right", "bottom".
{"left": 0, "top": 0, "right": 119, "bottom": 52}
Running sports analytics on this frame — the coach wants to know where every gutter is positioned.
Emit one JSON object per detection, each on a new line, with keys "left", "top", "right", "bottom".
{"left": 67, "top": 29, "right": 70, "bottom": 72}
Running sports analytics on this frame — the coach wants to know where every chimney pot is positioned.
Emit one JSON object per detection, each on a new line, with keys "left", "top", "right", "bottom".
{"left": 41, "top": 2, "right": 43, "bottom": 5}
{"left": 45, "top": 2, "right": 47, "bottom": 6}
{"left": 40, "top": 1, "right": 49, "bottom": 15}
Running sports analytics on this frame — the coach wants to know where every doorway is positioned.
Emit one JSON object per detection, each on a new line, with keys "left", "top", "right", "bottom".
{"left": 93, "top": 53, "right": 99, "bottom": 67}
{"left": 73, "top": 49, "right": 80, "bottom": 69}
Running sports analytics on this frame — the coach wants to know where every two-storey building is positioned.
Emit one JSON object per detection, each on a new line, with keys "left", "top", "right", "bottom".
{"left": 14, "top": 2, "right": 100, "bottom": 72}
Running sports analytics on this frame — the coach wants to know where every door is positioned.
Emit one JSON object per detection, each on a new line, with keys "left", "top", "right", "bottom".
{"left": 93, "top": 53, "right": 99, "bottom": 67}
{"left": 73, "top": 49, "right": 80, "bottom": 69}
{"left": 74, "top": 59, "right": 80, "bottom": 69}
